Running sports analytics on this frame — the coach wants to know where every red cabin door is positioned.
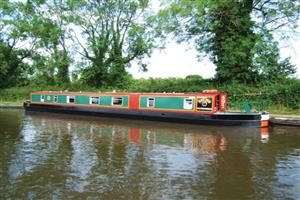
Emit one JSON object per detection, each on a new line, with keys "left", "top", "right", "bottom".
{"left": 129, "top": 94, "right": 140, "bottom": 110}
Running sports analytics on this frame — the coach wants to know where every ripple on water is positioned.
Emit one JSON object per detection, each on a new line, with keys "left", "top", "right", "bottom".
{"left": 0, "top": 111, "right": 300, "bottom": 199}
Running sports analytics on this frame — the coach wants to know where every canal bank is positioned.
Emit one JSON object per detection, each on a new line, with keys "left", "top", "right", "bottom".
{"left": 270, "top": 115, "right": 300, "bottom": 126}
{"left": 0, "top": 103, "right": 23, "bottom": 108}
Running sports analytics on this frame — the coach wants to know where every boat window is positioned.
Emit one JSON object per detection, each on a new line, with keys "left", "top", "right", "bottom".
{"left": 197, "top": 97, "right": 213, "bottom": 111}
{"left": 54, "top": 96, "right": 58, "bottom": 103}
{"left": 90, "top": 96, "right": 100, "bottom": 104}
{"left": 147, "top": 98, "right": 155, "bottom": 108}
{"left": 183, "top": 98, "right": 193, "bottom": 109}
{"left": 41, "top": 95, "right": 45, "bottom": 102}
{"left": 112, "top": 97, "right": 123, "bottom": 106}
{"left": 67, "top": 96, "right": 75, "bottom": 103}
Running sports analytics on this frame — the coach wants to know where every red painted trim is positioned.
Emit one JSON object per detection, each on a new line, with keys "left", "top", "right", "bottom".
{"left": 139, "top": 107, "right": 197, "bottom": 113}
{"left": 219, "top": 93, "right": 228, "bottom": 111}
{"left": 139, "top": 107, "right": 215, "bottom": 114}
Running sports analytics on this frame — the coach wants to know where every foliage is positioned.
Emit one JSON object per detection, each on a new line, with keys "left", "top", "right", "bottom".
{"left": 158, "top": 0, "right": 300, "bottom": 83}
{"left": 69, "top": 0, "right": 156, "bottom": 88}
{"left": 253, "top": 32, "right": 297, "bottom": 82}
{"left": 0, "top": 1, "right": 32, "bottom": 88}
{"left": 129, "top": 75, "right": 208, "bottom": 92}
{"left": 0, "top": 43, "right": 31, "bottom": 88}
{"left": 18, "top": 0, "right": 72, "bottom": 84}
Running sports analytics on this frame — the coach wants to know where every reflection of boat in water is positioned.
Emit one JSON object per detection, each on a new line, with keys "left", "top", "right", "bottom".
{"left": 27, "top": 111, "right": 266, "bottom": 152}
{"left": 24, "top": 90, "right": 269, "bottom": 127}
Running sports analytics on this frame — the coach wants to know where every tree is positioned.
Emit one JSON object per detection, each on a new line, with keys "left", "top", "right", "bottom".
{"left": 69, "top": 0, "right": 156, "bottom": 88}
{"left": 19, "top": 0, "right": 72, "bottom": 84}
{"left": 0, "top": 42, "right": 31, "bottom": 88}
{"left": 253, "top": 31, "right": 296, "bottom": 82}
{"left": 0, "top": 0, "right": 32, "bottom": 88}
{"left": 158, "top": 0, "right": 300, "bottom": 83}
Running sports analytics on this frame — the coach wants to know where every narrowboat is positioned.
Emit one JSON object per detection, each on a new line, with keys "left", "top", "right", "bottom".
{"left": 23, "top": 90, "right": 270, "bottom": 127}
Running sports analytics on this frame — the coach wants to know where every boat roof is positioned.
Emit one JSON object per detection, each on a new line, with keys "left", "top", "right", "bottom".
{"left": 31, "top": 90, "right": 224, "bottom": 96}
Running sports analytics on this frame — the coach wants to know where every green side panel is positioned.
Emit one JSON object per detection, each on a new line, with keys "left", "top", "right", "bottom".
{"left": 58, "top": 95, "right": 67, "bottom": 103}
{"left": 75, "top": 95, "right": 90, "bottom": 105}
{"left": 100, "top": 96, "right": 112, "bottom": 106}
{"left": 31, "top": 94, "right": 129, "bottom": 106}
{"left": 31, "top": 94, "right": 41, "bottom": 102}
{"left": 32, "top": 94, "right": 68, "bottom": 104}
{"left": 140, "top": 96, "right": 187, "bottom": 110}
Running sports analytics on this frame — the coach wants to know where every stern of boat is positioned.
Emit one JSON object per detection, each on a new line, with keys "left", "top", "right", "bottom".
{"left": 260, "top": 112, "right": 270, "bottom": 127}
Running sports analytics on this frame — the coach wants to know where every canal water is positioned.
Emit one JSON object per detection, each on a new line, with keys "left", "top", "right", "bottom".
{"left": 0, "top": 109, "right": 299, "bottom": 199}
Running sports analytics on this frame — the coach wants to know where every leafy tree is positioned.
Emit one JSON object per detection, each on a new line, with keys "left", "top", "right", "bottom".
{"left": 158, "top": 0, "right": 300, "bottom": 83}
{"left": 20, "top": 0, "right": 72, "bottom": 84}
{"left": 69, "top": 0, "right": 156, "bottom": 88}
{"left": 0, "top": 42, "right": 31, "bottom": 88}
{"left": 253, "top": 31, "right": 296, "bottom": 82}
{"left": 0, "top": 0, "right": 32, "bottom": 88}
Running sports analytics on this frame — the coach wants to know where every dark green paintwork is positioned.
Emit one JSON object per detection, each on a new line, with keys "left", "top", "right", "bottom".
{"left": 58, "top": 95, "right": 67, "bottom": 103}
{"left": 75, "top": 95, "right": 89, "bottom": 105}
{"left": 140, "top": 96, "right": 193, "bottom": 110}
{"left": 31, "top": 94, "right": 129, "bottom": 108}
{"left": 32, "top": 94, "right": 41, "bottom": 102}
{"left": 100, "top": 96, "right": 113, "bottom": 106}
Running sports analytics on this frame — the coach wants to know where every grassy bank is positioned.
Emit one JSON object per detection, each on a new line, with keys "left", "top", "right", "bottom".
{"left": 0, "top": 78, "right": 299, "bottom": 115}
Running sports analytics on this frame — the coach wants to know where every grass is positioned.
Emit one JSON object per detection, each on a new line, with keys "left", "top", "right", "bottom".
{"left": 0, "top": 100, "right": 23, "bottom": 105}
{"left": 267, "top": 105, "right": 300, "bottom": 115}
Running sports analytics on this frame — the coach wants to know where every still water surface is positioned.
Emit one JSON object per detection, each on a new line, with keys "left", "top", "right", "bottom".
{"left": 0, "top": 109, "right": 299, "bottom": 199}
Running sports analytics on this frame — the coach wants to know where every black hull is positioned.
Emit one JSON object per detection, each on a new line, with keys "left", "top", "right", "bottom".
{"left": 23, "top": 102, "right": 263, "bottom": 127}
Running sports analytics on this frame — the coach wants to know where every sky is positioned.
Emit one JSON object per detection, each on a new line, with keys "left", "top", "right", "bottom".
{"left": 128, "top": 34, "right": 300, "bottom": 79}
